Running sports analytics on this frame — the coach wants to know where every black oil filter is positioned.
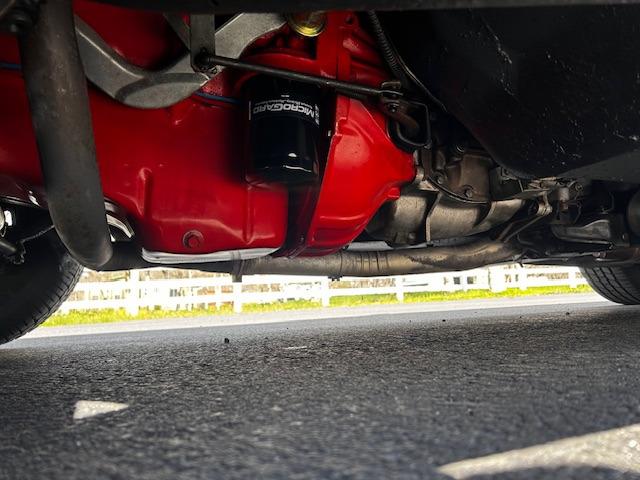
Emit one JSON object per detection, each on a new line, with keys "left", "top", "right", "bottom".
{"left": 247, "top": 77, "right": 321, "bottom": 185}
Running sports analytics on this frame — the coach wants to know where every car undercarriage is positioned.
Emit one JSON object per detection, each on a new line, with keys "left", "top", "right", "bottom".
{"left": 1, "top": 0, "right": 640, "bottom": 341}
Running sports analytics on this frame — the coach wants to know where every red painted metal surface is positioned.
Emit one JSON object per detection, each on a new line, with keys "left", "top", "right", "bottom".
{"left": 237, "top": 12, "right": 416, "bottom": 255}
{"left": 0, "top": 7, "right": 414, "bottom": 258}
{"left": 0, "top": 69, "right": 288, "bottom": 254}
{"left": 75, "top": 0, "right": 184, "bottom": 69}
{"left": 302, "top": 96, "right": 415, "bottom": 255}
{"left": 203, "top": 12, "right": 390, "bottom": 98}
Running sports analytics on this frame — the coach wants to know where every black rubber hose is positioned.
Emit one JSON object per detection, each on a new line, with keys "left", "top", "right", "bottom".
{"left": 366, "top": 11, "right": 446, "bottom": 112}
{"left": 18, "top": 0, "right": 113, "bottom": 269}
{"left": 366, "top": 11, "right": 407, "bottom": 85}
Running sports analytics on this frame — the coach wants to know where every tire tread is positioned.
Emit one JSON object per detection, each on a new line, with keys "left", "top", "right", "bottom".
{"left": 581, "top": 266, "right": 640, "bottom": 305}
{"left": 0, "top": 258, "right": 82, "bottom": 344}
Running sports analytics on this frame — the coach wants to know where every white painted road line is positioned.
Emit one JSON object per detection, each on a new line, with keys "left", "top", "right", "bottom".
{"left": 439, "top": 423, "right": 640, "bottom": 478}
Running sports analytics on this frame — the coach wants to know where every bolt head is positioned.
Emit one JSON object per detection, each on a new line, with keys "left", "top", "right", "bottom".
{"left": 183, "top": 230, "right": 204, "bottom": 249}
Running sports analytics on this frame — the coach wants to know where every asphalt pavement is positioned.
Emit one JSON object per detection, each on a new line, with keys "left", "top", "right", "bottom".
{"left": 1, "top": 298, "right": 640, "bottom": 479}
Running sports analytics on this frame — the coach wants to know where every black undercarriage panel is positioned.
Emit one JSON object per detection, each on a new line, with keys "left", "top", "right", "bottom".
{"left": 385, "top": 6, "right": 640, "bottom": 182}
{"left": 94, "top": 0, "right": 640, "bottom": 13}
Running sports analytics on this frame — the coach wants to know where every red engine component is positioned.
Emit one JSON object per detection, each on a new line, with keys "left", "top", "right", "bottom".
{"left": 0, "top": 6, "right": 415, "bottom": 259}
{"left": 302, "top": 96, "right": 415, "bottom": 256}
{"left": 0, "top": 68, "right": 289, "bottom": 256}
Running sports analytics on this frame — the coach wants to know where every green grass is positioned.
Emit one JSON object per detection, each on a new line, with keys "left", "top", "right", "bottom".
{"left": 44, "top": 284, "right": 593, "bottom": 327}
{"left": 329, "top": 284, "right": 592, "bottom": 307}
{"left": 44, "top": 306, "right": 228, "bottom": 327}
{"left": 406, "top": 284, "right": 593, "bottom": 303}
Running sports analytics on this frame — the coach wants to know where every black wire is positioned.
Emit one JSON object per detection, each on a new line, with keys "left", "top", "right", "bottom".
{"left": 366, "top": 11, "right": 407, "bottom": 85}
{"left": 366, "top": 11, "right": 447, "bottom": 112}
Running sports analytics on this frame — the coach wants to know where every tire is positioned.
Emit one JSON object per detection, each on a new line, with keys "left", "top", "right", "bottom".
{"left": 0, "top": 232, "right": 82, "bottom": 344}
{"left": 581, "top": 266, "right": 640, "bottom": 305}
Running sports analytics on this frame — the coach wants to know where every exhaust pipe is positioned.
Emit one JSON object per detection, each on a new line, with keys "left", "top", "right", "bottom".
{"left": 224, "top": 240, "right": 520, "bottom": 277}
{"left": 101, "top": 239, "right": 519, "bottom": 277}
{"left": 18, "top": 0, "right": 112, "bottom": 269}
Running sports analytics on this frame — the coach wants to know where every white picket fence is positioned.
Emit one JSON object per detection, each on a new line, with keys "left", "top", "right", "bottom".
{"left": 58, "top": 264, "right": 587, "bottom": 315}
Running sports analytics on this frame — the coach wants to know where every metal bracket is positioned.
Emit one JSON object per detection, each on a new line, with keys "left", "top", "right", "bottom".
{"left": 379, "top": 83, "right": 431, "bottom": 151}
{"left": 75, "top": 13, "right": 286, "bottom": 109}
{"left": 189, "top": 14, "right": 216, "bottom": 72}
{"left": 75, "top": 12, "right": 431, "bottom": 150}
{"left": 498, "top": 195, "right": 553, "bottom": 242}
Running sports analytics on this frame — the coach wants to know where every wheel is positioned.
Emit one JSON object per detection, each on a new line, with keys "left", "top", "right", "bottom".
{"left": 0, "top": 232, "right": 82, "bottom": 344}
{"left": 581, "top": 266, "right": 640, "bottom": 305}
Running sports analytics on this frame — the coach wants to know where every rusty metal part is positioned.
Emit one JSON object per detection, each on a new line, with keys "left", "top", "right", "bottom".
{"left": 426, "top": 195, "right": 523, "bottom": 241}
{"left": 223, "top": 239, "right": 521, "bottom": 278}
{"left": 490, "top": 168, "right": 566, "bottom": 201}
{"left": 424, "top": 147, "right": 494, "bottom": 204}
{"left": 367, "top": 168, "right": 523, "bottom": 246}
{"left": 98, "top": 239, "right": 521, "bottom": 276}
{"left": 498, "top": 196, "right": 553, "bottom": 242}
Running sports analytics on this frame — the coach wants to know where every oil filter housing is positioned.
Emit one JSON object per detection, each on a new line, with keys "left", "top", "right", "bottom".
{"left": 247, "top": 77, "right": 321, "bottom": 185}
